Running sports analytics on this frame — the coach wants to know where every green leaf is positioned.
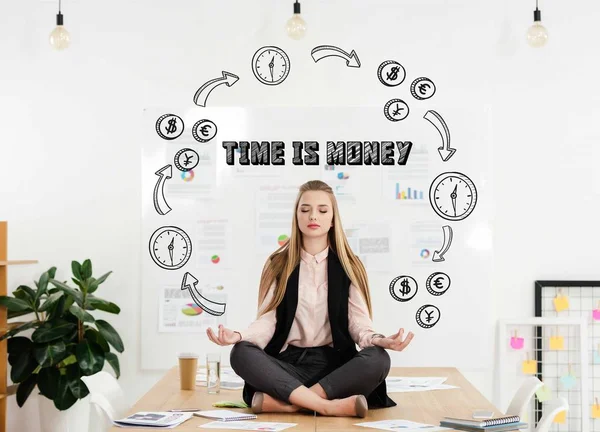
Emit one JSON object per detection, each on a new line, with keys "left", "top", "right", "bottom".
{"left": 11, "top": 351, "right": 37, "bottom": 383}
{"left": 32, "top": 321, "right": 77, "bottom": 344}
{"left": 66, "top": 365, "right": 89, "bottom": 399}
{"left": 47, "top": 267, "right": 57, "bottom": 279}
{"left": 81, "top": 259, "right": 92, "bottom": 280}
{"left": 57, "top": 354, "right": 77, "bottom": 368}
{"left": 95, "top": 320, "right": 124, "bottom": 353}
{"left": 37, "top": 367, "right": 60, "bottom": 399}
{"left": 86, "top": 296, "right": 120, "bottom": 314}
{"left": 71, "top": 278, "right": 84, "bottom": 290}
{"left": 16, "top": 374, "right": 37, "bottom": 408}
{"left": 75, "top": 341, "right": 105, "bottom": 375}
{"left": 84, "top": 328, "right": 109, "bottom": 352}
{"left": 49, "top": 279, "right": 83, "bottom": 307}
{"left": 71, "top": 261, "right": 82, "bottom": 280}
{"left": 38, "top": 291, "right": 64, "bottom": 312}
{"left": 16, "top": 285, "right": 36, "bottom": 303}
{"left": 69, "top": 304, "right": 95, "bottom": 323}
{"left": 8, "top": 337, "right": 33, "bottom": 355}
{"left": 0, "top": 296, "right": 32, "bottom": 312}
{"left": 54, "top": 374, "right": 77, "bottom": 410}
{"left": 8, "top": 309, "right": 34, "bottom": 320}
{"left": 88, "top": 271, "right": 112, "bottom": 294}
{"left": 35, "top": 272, "right": 50, "bottom": 305}
{"left": 47, "top": 295, "right": 66, "bottom": 322}
{"left": 34, "top": 340, "right": 67, "bottom": 367}
{"left": 0, "top": 321, "right": 39, "bottom": 342}
{"left": 105, "top": 352, "right": 121, "bottom": 378}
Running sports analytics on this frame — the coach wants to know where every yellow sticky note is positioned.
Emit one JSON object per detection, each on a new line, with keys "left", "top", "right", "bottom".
{"left": 592, "top": 405, "right": 600, "bottom": 419}
{"left": 522, "top": 360, "right": 537, "bottom": 374}
{"left": 553, "top": 410, "right": 567, "bottom": 424}
{"left": 554, "top": 295, "right": 569, "bottom": 312}
{"left": 550, "top": 336, "right": 564, "bottom": 350}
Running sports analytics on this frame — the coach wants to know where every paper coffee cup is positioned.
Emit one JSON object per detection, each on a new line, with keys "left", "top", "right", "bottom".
{"left": 178, "top": 352, "right": 199, "bottom": 390}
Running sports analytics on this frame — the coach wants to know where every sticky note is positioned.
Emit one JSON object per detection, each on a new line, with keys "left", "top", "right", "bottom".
{"left": 554, "top": 295, "right": 569, "bottom": 312}
{"left": 593, "top": 404, "right": 600, "bottom": 419}
{"left": 593, "top": 309, "right": 600, "bottom": 321}
{"left": 510, "top": 336, "right": 524, "bottom": 350}
{"left": 553, "top": 410, "right": 567, "bottom": 424}
{"left": 550, "top": 336, "right": 564, "bottom": 350}
{"left": 594, "top": 351, "right": 600, "bottom": 365}
{"left": 560, "top": 374, "right": 577, "bottom": 390}
{"left": 522, "top": 360, "right": 537, "bottom": 374}
{"left": 535, "top": 385, "right": 551, "bottom": 402}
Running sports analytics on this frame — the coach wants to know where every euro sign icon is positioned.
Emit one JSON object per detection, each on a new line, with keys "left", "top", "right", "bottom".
{"left": 418, "top": 83, "right": 431, "bottom": 95}
{"left": 425, "top": 309, "right": 435, "bottom": 323}
{"left": 399, "top": 278, "right": 411, "bottom": 296}
{"left": 200, "top": 125, "right": 212, "bottom": 137}
{"left": 433, "top": 277, "right": 444, "bottom": 290}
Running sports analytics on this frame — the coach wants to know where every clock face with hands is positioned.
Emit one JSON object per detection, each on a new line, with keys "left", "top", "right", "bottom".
{"left": 149, "top": 226, "right": 192, "bottom": 270}
{"left": 429, "top": 172, "right": 478, "bottom": 221}
{"left": 252, "top": 46, "right": 291, "bottom": 86}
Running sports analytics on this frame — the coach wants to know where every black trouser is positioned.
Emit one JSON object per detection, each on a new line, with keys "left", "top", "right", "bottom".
{"left": 230, "top": 341, "right": 391, "bottom": 405}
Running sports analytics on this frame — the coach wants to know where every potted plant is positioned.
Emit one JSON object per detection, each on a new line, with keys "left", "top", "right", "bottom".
{"left": 0, "top": 259, "right": 124, "bottom": 432}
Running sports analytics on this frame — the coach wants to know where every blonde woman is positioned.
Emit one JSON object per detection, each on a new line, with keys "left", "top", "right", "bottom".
{"left": 207, "top": 180, "right": 414, "bottom": 418}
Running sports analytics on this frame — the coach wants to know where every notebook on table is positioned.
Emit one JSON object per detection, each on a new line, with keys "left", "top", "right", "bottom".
{"left": 193, "top": 410, "right": 257, "bottom": 422}
{"left": 439, "top": 422, "right": 527, "bottom": 432}
{"left": 442, "top": 415, "right": 520, "bottom": 428}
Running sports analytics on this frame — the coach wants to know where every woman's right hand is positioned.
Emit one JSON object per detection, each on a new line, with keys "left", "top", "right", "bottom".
{"left": 206, "top": 324, "right": 242, "bottom": 346}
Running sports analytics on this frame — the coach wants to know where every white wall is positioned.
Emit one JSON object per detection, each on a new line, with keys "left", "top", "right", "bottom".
{"left": 1, "top": 0, "right": 599, "bottom": 430}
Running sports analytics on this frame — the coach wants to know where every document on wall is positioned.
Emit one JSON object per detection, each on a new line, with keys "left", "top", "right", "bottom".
{"left": 194, "top": 219, "right": 233, "bottom": 269}
{"left": 355, "top": 419, "right": 450, "bottom": 431}
{"left": 199, "top": 421, "right": 297, "bottom": 431}
{"left": 255, "top": 185, "right": 297, "bottom": 253}
{"left": 345, "top": 222, "right": 392, "bottom": 272}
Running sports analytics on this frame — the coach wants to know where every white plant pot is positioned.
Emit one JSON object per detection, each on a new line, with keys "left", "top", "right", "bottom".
{"left": 38, "top": 393, "right": 91, "bottom": 432}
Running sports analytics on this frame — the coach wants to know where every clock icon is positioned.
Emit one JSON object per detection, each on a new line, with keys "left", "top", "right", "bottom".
{"left": 252, "top": 46, "right": 291, "bottom": 86}
{"left": 429, "top": 172, "right": 478, "bottom": 221}
{"left": 149, "top": 226, "right": 192, "bottom": 270}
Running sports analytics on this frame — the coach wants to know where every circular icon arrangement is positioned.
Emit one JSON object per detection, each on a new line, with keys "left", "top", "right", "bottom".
{"left": 174, "top": 148, "right": 199, "bottom": 172}
{"left": 156, "top": 114, "right": 184, "bottom": 140}
{"left": 426, "top": 272, "right": 451, "bottom": 296}
{"left": 416, "top": 304, "right": 441, "bottom": 329}
{"left": 252, "top": 46, "right": 291, "bottom": 86}
{"left": 377, "top": 60, "right": 406, "bottom": 87}
{"left": 384, "top": 98, "right": 409, "bottom": 122}
{"left": 389, "top": 275, "right": 418, "bottom": 302}
{"left": 429, "top": 171, "right": 478, "bottom": 221}
{"left": 192, "top": 119, "right": 218, "bottom": 143}
{"left": 411, "top": 77, "right": 436, "bottom": 100}
{"left": 149, "top": 226, "right": 192, "bottom": 270}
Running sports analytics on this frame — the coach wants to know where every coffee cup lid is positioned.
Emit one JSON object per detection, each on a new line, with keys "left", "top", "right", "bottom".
{"left": 178, "top": 352, "right": 199, "bottom": 359}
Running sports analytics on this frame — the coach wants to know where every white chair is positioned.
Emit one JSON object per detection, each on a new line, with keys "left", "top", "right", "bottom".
{"left": 81, "top": 371, "right": 129, "bottom": 432}
{"left": 535, "top": 397, "right": 569, "bottom": 432}
{"left": 505, "top": 376, "right": 544, "bottom": 420}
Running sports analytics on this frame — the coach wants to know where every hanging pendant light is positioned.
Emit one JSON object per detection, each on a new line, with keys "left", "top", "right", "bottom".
{"left": 286, "top": 0, "right": 307, "bottom": 40}
{"left": 526, "top": 0, "right": 548, "bottom": 48}
{"left": 49, "top": 0, "right": 70, "bottom": 50}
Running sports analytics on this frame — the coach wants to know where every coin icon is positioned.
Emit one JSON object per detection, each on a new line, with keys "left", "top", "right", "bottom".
{"left": 377, "top": 60, "right": 406, "bottom": 87}
{"left": 156, "top": 114, "right": 184, "bottom": 140}
{"left": 384, "top": 99, "right": 409, "bottom": 122}
{"left": 174, "top": 148, "right": 200, "bottom": 172}
{"left": 389, "top": 275, "right": 418, "bottom": 302}
{"left": 426, "top": 272, "right": 451, "bottom": 296}
{"left": 410, "top": 77, "right": 436, "bottom": 100}
{"left": 192, "top": 119, "right": 218, "bottom": 143}
{"left": 416, "top": 304, "right": 441, "bottom": 329}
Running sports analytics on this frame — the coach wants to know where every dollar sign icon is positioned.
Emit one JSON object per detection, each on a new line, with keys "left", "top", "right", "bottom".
{"left": 386, "top": 66, "right": 400, "bottom": 82}
{"left": 165, "top": 118, "right": 178, "bottom": 135}
{"left": 426, "top": 272, "right": 451, "bottom": 296}
{"left": 389, "top": 275, "right": 417, "bottom": 302}
{"left": 156, "top": 114, "right": 184, "bottom": 140}
{"left": 378, "top": 60, "right": 406, "bottom": 87}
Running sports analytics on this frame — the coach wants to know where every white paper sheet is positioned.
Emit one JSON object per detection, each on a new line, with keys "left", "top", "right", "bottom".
{"left": 199, "top": 421, "right": 297, "bottom": 431}
{"left": 355, "top": 419, "right": 450, "bottom": 431}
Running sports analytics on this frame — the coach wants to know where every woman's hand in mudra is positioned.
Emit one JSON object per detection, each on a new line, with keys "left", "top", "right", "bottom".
{"left": 371, "top": 328, "right": 414, "bottom": 351}
{"left": 206, "top": 324, "right": 241, "bottom": 346}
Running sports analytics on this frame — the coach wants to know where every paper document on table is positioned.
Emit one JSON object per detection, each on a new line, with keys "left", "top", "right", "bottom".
{"left": 356, "top": 419, "right": 451, "bottom": 431}
{"left": 385, "top": 377, "right": 458, "bottom": 393}
{"left": 197, "top": 366, "right": 245, "bottom": 390}
{"left": 199, "top": 421, "right": 297, "bottom": 430}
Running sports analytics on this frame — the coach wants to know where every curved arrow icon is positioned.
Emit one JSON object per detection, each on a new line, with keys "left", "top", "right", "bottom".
{"left": 153, "top": 165, "right": 172, "bottom": 215}
{"left": 424, "top": 110, "right": 456, "bottom": 162}
{"left": 181, "top": 272, "right": 227, "bottom": 316}
{"left": 193, "top": 71, "right": 239, "bottom": 107}
{"left": 432, "top": 225, "right": 453, "bottom": 262}
{"left": 311, "top": 45, "right": 361, "bottom": 68}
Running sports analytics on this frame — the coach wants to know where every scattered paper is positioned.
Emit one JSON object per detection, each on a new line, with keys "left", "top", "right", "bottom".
{"left": 197, "top": 366, "right": 245, "bottom": 390}
{"left": 385, "top": 377, "right": 458, "bottom": 393}
{"left": 113, "top": 412, "right": 193, "bottom": 429}
{"left": 356, "top": 419, "right": 450, "bottom": 431}
{"left": 199, "top": 421, "right": 297, "bottom": 431}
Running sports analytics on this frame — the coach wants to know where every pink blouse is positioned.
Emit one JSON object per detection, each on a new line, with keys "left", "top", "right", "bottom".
{"left": 238, "top": 247, "right": 378, "bottom": 352}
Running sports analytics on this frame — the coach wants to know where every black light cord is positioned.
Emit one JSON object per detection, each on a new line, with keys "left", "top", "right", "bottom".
{"left": 56, "top": 0, "right": 64, "bottom": 25}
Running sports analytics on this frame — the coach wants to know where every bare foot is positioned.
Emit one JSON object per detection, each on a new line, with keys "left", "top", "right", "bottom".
{"left": 260, "top": 393, "right": 300, "bottom": 413}
{"left": 322, "top": 395, "right": 362, "bottom": 417}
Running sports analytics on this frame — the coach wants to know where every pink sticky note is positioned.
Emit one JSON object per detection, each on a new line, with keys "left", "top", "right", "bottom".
{"left": 510, "top": 336, "right": 524, "bottom": 350}
{"left": 593, "top": 309, "right": 600, "bottom": 321}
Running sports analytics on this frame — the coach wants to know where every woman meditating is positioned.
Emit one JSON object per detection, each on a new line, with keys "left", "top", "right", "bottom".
{"left": 207, "top": 180, "right": 414, "bottom": 418}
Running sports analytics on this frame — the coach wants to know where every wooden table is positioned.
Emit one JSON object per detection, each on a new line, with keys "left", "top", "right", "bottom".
{"left": 110, "top": 367, "right": 499, "bottom": 431}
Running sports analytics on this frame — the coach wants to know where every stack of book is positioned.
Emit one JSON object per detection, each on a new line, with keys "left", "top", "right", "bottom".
{"left": 439, "top": 415, "right": 527, "bottom": 431}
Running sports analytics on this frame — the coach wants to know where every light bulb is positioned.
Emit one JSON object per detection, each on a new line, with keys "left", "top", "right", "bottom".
{"left": 286, "top": 1, "right": 306, "bottom": 40}
{"left": 50, "top": 11, "right": 70, "bottom": 50}
{"left": 526, "top": 8, "right": 548, "bottom": 48}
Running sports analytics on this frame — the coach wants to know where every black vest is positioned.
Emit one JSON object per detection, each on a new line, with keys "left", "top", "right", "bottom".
{"left": 242, "top": 248, "right": 396, "bottom": 409}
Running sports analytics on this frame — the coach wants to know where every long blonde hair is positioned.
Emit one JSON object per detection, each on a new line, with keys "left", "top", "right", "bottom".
{"left": 256, "top": 180, "right": 373, "bottom": 319}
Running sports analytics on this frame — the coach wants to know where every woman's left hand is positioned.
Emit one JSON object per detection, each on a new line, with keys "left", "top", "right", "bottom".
{"left": 371, "top": 328, "right": 414, "bottom": 351}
